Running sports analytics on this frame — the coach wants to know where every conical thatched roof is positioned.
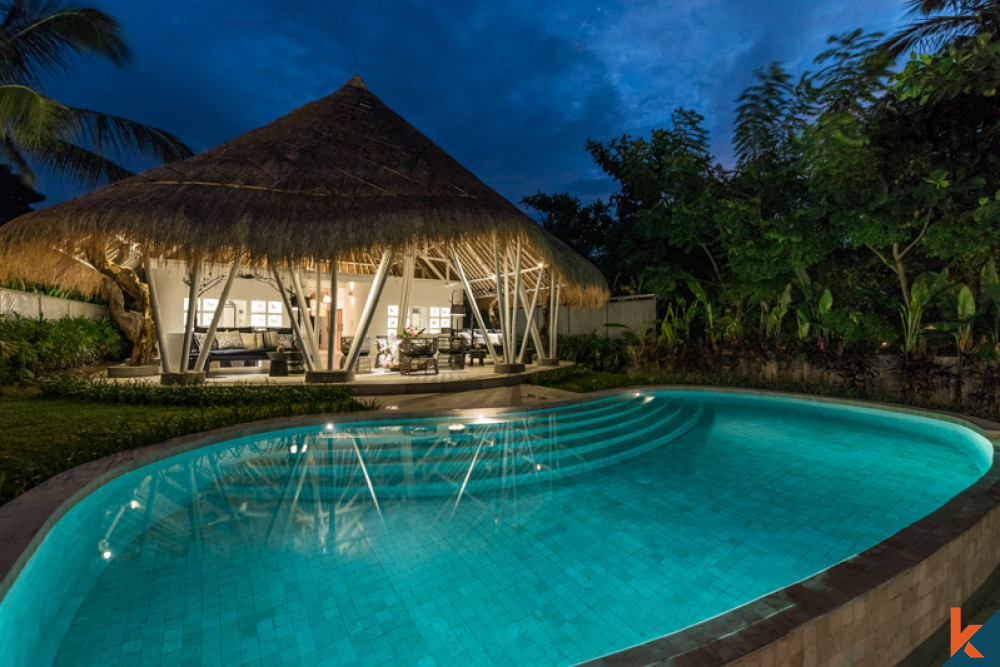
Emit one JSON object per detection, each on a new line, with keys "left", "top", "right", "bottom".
{"left": 0, "top": 75, "right": 607, "bottom": 305}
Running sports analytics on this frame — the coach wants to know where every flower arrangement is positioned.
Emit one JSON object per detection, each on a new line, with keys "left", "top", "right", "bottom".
{"left": 398, "top": 326, "right": 425, "bottom": 339}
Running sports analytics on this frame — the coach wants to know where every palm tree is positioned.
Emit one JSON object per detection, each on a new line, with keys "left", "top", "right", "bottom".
{"left": 0, "top": 0, "right": 191, "bottom": 186}
{"left": 0, "top": 1, "right": 192, "bottom": 368}
{"left": 883, "top": 0, "right": 1000, "bottom": 57}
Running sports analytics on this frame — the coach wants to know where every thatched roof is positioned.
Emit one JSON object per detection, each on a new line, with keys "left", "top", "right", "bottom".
{"left": 0, "top": 75, "right": 607, "bottom": 305}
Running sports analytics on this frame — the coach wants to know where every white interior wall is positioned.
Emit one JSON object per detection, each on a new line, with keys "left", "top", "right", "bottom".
{"left": 151, "top": 259, "right": 461, "bottom": 344}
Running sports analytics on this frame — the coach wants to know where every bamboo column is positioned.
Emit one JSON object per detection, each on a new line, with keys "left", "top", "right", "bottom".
{"left": 271, "top": 267, "right": 315, "bottom": 371}
{"left": 180, "top": 262, "right": 201, "bottom": 373}
{"left": 397, "top": 245, "right": 415, "bottom": 331}
{"left": 291, "top": 266, "right": 321, "bottom": 363}
{"left": 144, "top": 258, "right": 170, "bottom": 373}
{"left": 343, "top": 249, "right": 394, "bottom": 373}
{"left": 550, "top": 284, "right": 562, "bottom": 359}
{"left": 194, "top": 261, "right": 240, "bottom": 372}
{"left": 493, "top": 234, "right": 510, "bottom": 363}
{"left": 328, "top": 256, "right": 337, "bottom": 370}
{"left": 451, "top": 248, "right": 500, "bottom": 365}
{"left": 518, "top": 266, "right": 544, "bottom": 362}
{"left": 511, "top": 239, "right": 522, "bottom": 357}
{"left": 314, "top": 262, "right": 322, "bottom": 356}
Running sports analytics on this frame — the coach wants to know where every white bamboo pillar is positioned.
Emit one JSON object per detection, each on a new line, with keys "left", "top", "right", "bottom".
{"left": 511, "top": 239, "right": 522, "bottom": 357}
{"left": 180, "top": 262, "right": 201, "bottom": 373}
{"left": 271, "top": 267, "right": 315, "bottom": 371}
{"left": 398, "top": 245, "right": 415, "bottom": 331}
{"left": 343, "top": 249, "right": 394, "bottom": 372}
{"left": 291, "top": 267, "right": 320, "bottom": 362}
{"left": 314, "top": 262, "right": 322, "bottom": 353}
{"left": 328, "top": 257, "right": 337, "bottom": 370}
{"left": 548, "top": 275, "right": 557, "bottom": 359}
{"left": 551, "top": 284, "right": 562, "bottom": 359}
{"left": 194, "top": 261, "right": 240, "bottom": 372}
{"left": 451, "top": 248, "right": 500, "bottom": 365}
{"left": 518, "top": 277, "right": 545, "bottom": 358}
{"left": 493, "top": 235, "right": 510, "bottom": 363}
{"left": 518, "top": 266, "right": 543, "bottom": 363}
{"left": 144, "top": 258, "right": 170, "bottom": 373}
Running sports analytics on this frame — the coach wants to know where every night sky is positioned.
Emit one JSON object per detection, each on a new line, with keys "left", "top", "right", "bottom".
{"left": 39, "top": 0, "right": 906, "bottom": 209}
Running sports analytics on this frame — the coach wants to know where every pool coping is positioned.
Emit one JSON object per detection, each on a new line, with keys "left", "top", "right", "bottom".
{"left": 1, "top": 385, "right": 998, "bottom": 665}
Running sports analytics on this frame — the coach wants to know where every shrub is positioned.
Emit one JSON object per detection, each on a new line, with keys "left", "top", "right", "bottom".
{"left": 0, "top": 315, "right": 123, "bottom": 383}
{"left": 39, "top": 376, "right": 371, "bottom": 412}
{"left": 557, "top": 333, "right": 629, "bottom": 373}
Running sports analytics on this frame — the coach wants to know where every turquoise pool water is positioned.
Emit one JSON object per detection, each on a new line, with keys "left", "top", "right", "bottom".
{"left": 0, "top": 391, "right": 991, "bottom": 666}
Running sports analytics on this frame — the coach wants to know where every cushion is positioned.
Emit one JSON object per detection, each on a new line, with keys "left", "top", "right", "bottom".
{"left": 215, "top": 330, "right": 245, "bottom": 350}
{"left": 276, "top": 332, "right": 297, "bottom": 349}
{"left": 456, "top": 331, "right": 472, "bottom": 345}
{"left": 487, "top": 332, "right": 503, "bottom": 347}
{"left": 191, "top": 331, "right": 217, "bottom": 353}
{"left": 239, "top": 332, "right": 258, "bottom": 349}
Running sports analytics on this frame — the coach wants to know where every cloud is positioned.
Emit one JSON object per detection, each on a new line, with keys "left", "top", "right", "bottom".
{"left": 33, "top": 0, "right": 907, "bottom": 208}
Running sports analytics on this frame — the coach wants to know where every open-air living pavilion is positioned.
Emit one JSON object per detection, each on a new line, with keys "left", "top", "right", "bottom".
{"left": 0, "top": 75, "right": 608, "bottom": 383}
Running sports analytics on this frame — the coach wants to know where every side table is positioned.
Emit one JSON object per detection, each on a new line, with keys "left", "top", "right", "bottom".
{"left": 467, "top": 348, "right": 487, "bottom": 366}
{"left": 268, "top": 351, "right": 305, "bottom": 377}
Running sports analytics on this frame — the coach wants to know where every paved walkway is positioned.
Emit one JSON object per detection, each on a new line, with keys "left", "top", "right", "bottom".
{"left": 369, "top": 384, "right": 581, "bottom": 412}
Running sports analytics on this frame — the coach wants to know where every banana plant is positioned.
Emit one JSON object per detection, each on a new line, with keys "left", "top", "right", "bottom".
{"left": 899, "top": 270, "right": 950, "bottom": 356}
{"left": 685, "top": 277, "right": 716, "bottom": 350}
{"left": 762, "top": 284, "right": 793, "bottom": 342}
{"left": 796, "top": 287, "right": 833, "bottom": 343}
{"left": 979, "top": 260, "right": 1000, "bottom": 352}
{"left": 658, "top": 299, "right": 698, "bottom": 347}
{"left": 933, "top": 282, "right": 976, "bottom": 407}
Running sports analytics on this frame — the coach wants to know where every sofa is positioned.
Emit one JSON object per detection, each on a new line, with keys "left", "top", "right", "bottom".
{"left": 451, "top": 329, "right": 504, "bottom": 355}
{"left": 187, "top": 327, "right": 297, "bottom": 369}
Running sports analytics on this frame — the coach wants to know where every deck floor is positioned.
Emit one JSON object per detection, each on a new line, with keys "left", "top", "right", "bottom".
{"left": 104, "top": 359, "right": 566, "bottom": 395}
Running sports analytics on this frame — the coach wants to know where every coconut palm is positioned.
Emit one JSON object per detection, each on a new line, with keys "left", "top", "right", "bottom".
{"left": 883, "top": 0, "right": 1000, "bottom": 57}
{"left": 0, "top": 0, "right": 191, "bottom": 186}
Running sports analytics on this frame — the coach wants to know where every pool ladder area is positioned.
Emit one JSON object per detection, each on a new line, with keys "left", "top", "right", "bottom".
{"left": 219, "top": 394, "right": 707, "bottom": 500}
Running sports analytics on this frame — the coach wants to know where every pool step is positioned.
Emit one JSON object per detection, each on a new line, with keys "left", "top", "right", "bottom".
{"left": 212, "top": 397, "right": 704, "bottom": 499}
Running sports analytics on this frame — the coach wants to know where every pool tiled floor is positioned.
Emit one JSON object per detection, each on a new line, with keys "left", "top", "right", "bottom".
{"left": 42, "top": 393, "right": 984, "bottom": 666}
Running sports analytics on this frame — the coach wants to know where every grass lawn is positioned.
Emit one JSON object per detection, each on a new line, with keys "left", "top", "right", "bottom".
{"left": 0, "top": 382, "right": 375, "bottom": 505}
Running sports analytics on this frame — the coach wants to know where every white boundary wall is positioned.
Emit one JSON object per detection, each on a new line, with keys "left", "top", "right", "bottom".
{"left": 0, "top": 288, "right": 107, "bottom": 322}
{"left": 516, "top": 294, "right": 657, "bottom": 338}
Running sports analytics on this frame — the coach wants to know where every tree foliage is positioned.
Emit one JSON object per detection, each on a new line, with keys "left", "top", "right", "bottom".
{"left": 0, "top": 0, "right": 192, "bottom": 186}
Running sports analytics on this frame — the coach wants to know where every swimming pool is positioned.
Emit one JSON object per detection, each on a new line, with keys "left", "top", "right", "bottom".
{"left": 0, "top": 390, "right": 992, "bottom": 666}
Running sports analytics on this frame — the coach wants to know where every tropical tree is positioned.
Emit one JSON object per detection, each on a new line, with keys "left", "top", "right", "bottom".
{"left": 0, "top": 1, "right": 193, "bottom": 367}
{"left": 0, "top": 162, "right": 41, "bottom": 222}
{"left": 0, "top": 0, "right": 191, "bottom": 185}
{"left": 883, "top": 0, "right": 1000, "bottom": 57}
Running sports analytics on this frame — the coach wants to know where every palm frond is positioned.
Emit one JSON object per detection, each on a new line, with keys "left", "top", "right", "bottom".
{"left": 70, "top": 108, "right": 193, "bottom": 164}
{"left": 0, "top": 83, "right": 72, "bottom": 147}
{"left": 0, "top": 132, "right": 36, "bottom": 183}
{"left": 28, "top": 136, "right": 131, "bottom": 185}
{"left": 0, "top": 1, "right": 127, "bottom": 83}
{"left": 883, "top": 15, "right": 985, "bottom": 56}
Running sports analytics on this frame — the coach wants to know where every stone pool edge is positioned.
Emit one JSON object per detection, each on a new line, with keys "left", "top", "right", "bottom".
{"left": 581, "top": 387, "right": 1000, "bottom": 667}
{"left": 1, "top": 386, "right": 997, "bottom": 666}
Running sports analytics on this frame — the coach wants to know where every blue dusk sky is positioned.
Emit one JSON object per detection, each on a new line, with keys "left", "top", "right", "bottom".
{"left": 38, "top": 0, "right": 907, "bottom": 208}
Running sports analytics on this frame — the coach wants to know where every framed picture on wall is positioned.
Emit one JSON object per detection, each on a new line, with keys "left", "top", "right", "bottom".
{"left": 387, "top": 305, "right": 398, "bottom": 316}
{"left": 429, "top": 318, "right": 440, "bottom": 329}
{"left": 251, "top": 300, "right": 266, "bottom": 313}
{"left": 441, "top": 306, "right": 450, "bottom": 318}
{"left": 251, "top": 314, "right": 266, "bottom": 327}
{"left": 387, "top": 317, "right": 398, "bottom": 329}
{"left": 268, "top": 301, "right": 283, "bottom": 314}
{"left": 267, "top": 314, "right": 282, "bottom": 327}
{"left": 430, "top": 307, "right": 440, "bottom": 317}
